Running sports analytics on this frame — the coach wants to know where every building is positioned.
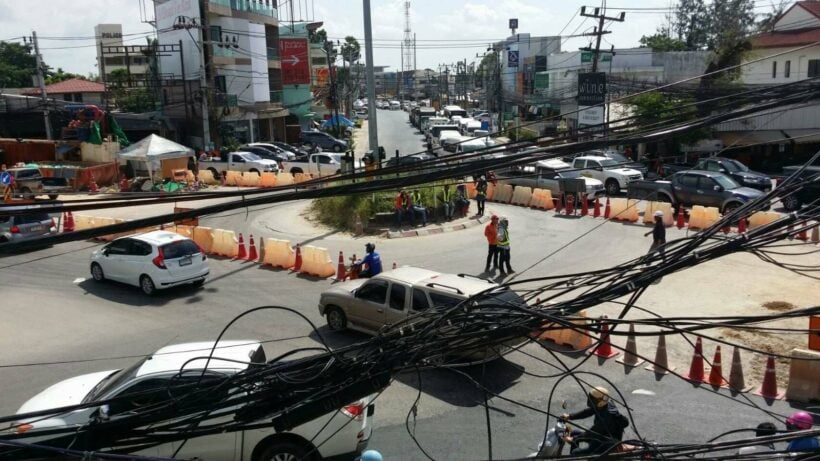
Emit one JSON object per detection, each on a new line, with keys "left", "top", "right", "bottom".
{"left": 154, "top": 0, "right": 287, "bottom": 148}
{"left": 22, "top": 78, "right": 106, "bottom": 105}
{"left": 94, "top": 24, "right": 151, "bottom": 83}
{"left": 491, "top": 34, "right": 561, "bottom": 122}
{"left": 713, "top": 0, "right": 820, "bottom": 167}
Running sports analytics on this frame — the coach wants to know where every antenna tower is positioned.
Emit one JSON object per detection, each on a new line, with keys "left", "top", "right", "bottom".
{"left": 402, "top": 1, "right": 415, "bottom": 96}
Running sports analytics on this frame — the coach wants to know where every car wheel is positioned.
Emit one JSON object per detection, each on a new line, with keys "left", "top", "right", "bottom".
{"left": 782, "top": 195, "right": 801, "bottom": 212}
{"left": 250, "top": 169, "right": 259, "bottom": 175}
{"left": 90, "top": 263, "right": 105, "bottom": 282}
{"left": 256, "top": 441, "right": 313, "bottom": 461}
{"left": 605, "top": 179, "right": 620, "bottom": 196}
{"left": 722, "top": 202, "right": 741, "bottom": 214}
{"left": 332, "top": 144, "right": 343, "bottom": 152}
{"left": 290, "top": 168, "right": 303, "bottom": 175}
{"left": 140, "top": 275, "right": 157, "bottom": 295}
{"left": 326, "top": 306, "right": 347, "bottom": 331}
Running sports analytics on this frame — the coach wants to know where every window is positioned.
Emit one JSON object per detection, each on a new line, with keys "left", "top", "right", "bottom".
{"left": 389, "top": 284, "right": 407, "bottom": 311}
{"left": 678, "top": 174, "right": 699, "bottom": 188}
{"left": 772, "top": 61, "right": 777, "bottom": 79}
{"left": 697, "top": 176, "right": 717, "bottom": 190}
{"left": 106, "top": 239, "right": 133, "bottom": 255}
{"left": 72, "top": 93, "right": 84, "bottom": 103}
{"left": 215, "top": 75, "right": 227, "bottom": 93}
{"left": 705, "top": 161, "right": 722, "bottom": 172}
{"left": 428, "top": 292, "right": 462, "bottom": 309}
{"left": 16, "top": 213, "right": 50, "bottom": 224}
{"left": 412, "top": 289, "right": 431, "bottom": 311}
{"left": 317, "top": 155, "right": 333, "bottom": 164}
{"left": 572, "top": 159, "right": 586, "bottom": 169}
{"left": 356, "top": 280, "right": 388, "bottom": 304}
{"left": 209, "top": 25, "right": 222, "bottom": 43}
{"left": 109, "top": 378, "right": 169, "bottom": 414}
{"left": 785, "top": 60, "right": 791, "bottom": 78}
{"left": 130, "top": 240, "right": 153, "bottom": 256}
{"left": 311, "top": 57, "right": 327, "bottom": 66}
{"left": 809, "top": 59, "right": 820, "bottom": 78}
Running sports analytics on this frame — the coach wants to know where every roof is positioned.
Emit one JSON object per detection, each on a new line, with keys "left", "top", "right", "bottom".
{"left": 130, "top": 230, "right": 189, "bottom": 245}
{"left": 377, "top": 267, "right": 441, "bottom": 285}
{"left": 23, "top": 78, "right": 104, "bottom": 96}
{"left": 535, "top": 159, "right": 571, "bottom": 169}
{"left": 800, "top": 1, "right": 820, "bottom": 18}
{"left": 377, "top": 267, "right": 497, "bottom": 297}
{"left": 136, "top": 340, "right": 261, "bottom": 377}
{"left": 750, "top": 27, "right": 820, "bottom": 48}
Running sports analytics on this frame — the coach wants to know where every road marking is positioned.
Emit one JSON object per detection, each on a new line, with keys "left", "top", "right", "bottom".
{"left": 632, "top": 389, "right": 656, "bottom": 396}
{"left": 73, "top": 277, "right": 85, "bottom": 284}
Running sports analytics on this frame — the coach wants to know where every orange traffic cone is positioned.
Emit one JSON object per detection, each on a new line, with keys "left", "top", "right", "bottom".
{"left": 707, "top": 346, "right": 729, "bottom": 387}
{"left": 293, "top": 243, "right": 302, "bottom": 271}
{"left": 754, "top": 356, "right": 784, "bottom": 399}
{"left": 616, "top": 325, "right": 644, "bottom": 367}
{"left": 349, "top": 254, "right": 358, "bottom": 280}
{"left": 684, "top": 337, "right": 706, "bottom": 383}
{"left": 591, "top": 318, "right": 619, "bottom": 359}
{"left": 738, "top": 217, "right": 748, "bottom": 234}
{"left": 580, "top": 193, "right": 589, "bottom": 216}
{"left": 604, "top": 197, "right": 611, "bottom": 219}
{"left": 335, "top": 251, "right": 346, "bottom": 281}
{"left": 728, "top": 346, "right": 749, "bottom": 392}
{"left": 88, "top": 175, "right": 99, "bottom": 194}
{"left": 811, "top": 224, "right": 819, "bottom": 243}
{"left": 676, "top": 208, "right": 685, "bottom": 229}
{"left": 645, "top": 334, "right": 675, "bottom": 374}
{"left": 797, "top": 227, "right": 808, "bottom": 241}
{"left": 237, "top": 233, "right": 247, "bottom": 260}
{"left": 593, "top": 197, "right": 601, "bottom": 218}
{"left": 247, "top": 235, "right": 258, "bottom": 261}
{"left": 63, "top": 211, "right": 75, "bottom": 232}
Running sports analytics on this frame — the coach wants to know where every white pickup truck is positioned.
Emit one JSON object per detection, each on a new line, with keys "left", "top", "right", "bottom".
{"left": 200, "top": 152, "right": 280, "bottom": 178}
{"left": 282, "top": 153, "right": 349, "bottom": 177}
{"left": 571, "top": 155, "right": 644, "bottom": 196}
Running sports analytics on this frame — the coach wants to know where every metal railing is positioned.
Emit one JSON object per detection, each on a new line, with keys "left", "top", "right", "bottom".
{"left": 210, "top": 0, "right": 277, "bottom": 18}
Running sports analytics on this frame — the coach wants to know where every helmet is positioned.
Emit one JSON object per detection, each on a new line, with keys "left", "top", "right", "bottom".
{"left": 360, "top": 450, "right": 383, "bottom": 461}
{"left": 365, "top": 243, "right": 375, "bottom": 253}
{"left": 499, "top": 217, "right": 509, "bottom": 226}
{"left": 491, "top": 215, "right": 499, "bottom": 222}
{"left": 480, "top": 175, "right": 486, "bottom": 180}
{"left": 654, "top": 210, "right": 664, "bottom": 218}
{"left": 786, "top": 411, "right": 813, "bottom": 430}
{"left": 588, "top": 387, "right": 610, "bottom": 408}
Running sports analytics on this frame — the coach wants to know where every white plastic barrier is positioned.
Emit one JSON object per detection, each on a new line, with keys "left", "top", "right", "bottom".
{"left": 510, "top": 186, "right": 533, "bottom": 206}
{"left": 261, "top": 238, "right": 296, "bottom": 269}
{"left": 748, "top": 211, "right": 783, "bottom": 229}
{"left": 212, "top": 229, "right": 239, "bottom": 258}
{"left": 299, "top": 245, "right": 335, "bottom": 278}
{"left": 493, "top": 184, "right": 514, "bottom": 203}
{"left": 609, "top": 198, "right": 640, "bottom": 222}
{"left": 193, "top": 226, "right": 215, "bottom": 254}
{"left": 198, "top": 170, "right": 217, "bottom": 185}
{"left": 689, "top": 205, "right": 720, "bottom": 229}
{"left": 643, "top": 201, "right": 674, "bottom": 227}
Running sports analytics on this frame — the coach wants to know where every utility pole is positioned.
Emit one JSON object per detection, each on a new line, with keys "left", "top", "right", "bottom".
{"left": 580, "top": 5, "right": 625, "bottom": 73}
{"left": 196, "top": 8, "right": 212, "bottom": 149}
{"left": 30, "top": 32, "right": 52, "bottom": 140}
{"left": 363, "top": 0, "right": 379, "bottom": 155}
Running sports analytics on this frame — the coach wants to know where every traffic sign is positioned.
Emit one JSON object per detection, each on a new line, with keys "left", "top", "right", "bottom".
{"left": 507, "top": 50, "right": 519, "bottom": 68}
{"left": 0, "top": 171, "right": 12, "bottom": 186}
{"left": 279, "top": 38, "right": 310, "bottom": 85}
{"left": 509, "top": 18, "right": 518, "bottom": 30}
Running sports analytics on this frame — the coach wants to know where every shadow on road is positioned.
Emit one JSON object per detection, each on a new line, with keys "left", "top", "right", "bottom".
{"left": 77, "top": 279, "right": 211, "bottom": 307}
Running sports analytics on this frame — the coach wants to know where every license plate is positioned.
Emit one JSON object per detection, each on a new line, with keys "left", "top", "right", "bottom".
{"left": 179, "top": 256, "right": 192, "bottom": 266}
{"left": 30, "top": 226, "right": 45, "bottom": 232}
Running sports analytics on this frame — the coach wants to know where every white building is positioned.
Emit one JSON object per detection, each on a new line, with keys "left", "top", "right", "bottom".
{"left": 95, "top": 24, "right": 151, "bottom": 83}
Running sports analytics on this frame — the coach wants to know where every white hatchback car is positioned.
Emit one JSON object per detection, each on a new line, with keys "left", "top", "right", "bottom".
{"left": 90, "top": 231, "right": 209, "bottom": 295}
{"left": 10, "top": 340, "right": 375, "bottom": 461}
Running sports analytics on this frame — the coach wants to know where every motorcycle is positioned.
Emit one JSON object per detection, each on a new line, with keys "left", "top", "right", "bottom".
{"left": 528, "top": 420, "right": 649, "bottom": 459}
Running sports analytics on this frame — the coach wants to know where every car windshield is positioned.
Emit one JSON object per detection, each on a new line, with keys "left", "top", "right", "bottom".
{"left": 599, "top": 159, "right": 619, "bottom": 168}
{"left": 242, "top": 153, "right": 262, "bottom": 161}
{"left": 82, "top": 357, "right": 148, "bottom": 402}
{"left": 714, "top": 174, "right": 741, "bottom": 189}
{"left": 607, "top": 152, "right": 629, "bottom": 162}
{"left": 723, "top": 159, "right": 748, "bottom": 173}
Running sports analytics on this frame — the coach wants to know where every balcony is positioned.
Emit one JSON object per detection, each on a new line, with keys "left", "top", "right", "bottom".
{"left": 209, "top": 0, "right": 277, "bottom": 18}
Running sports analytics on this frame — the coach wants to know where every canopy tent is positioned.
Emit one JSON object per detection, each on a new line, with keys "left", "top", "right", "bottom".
{"left": 117, "top": 134, "right": 193, "bottom": 182}
{"left": 321, "top": 115, "right": 354, "bottom": 128}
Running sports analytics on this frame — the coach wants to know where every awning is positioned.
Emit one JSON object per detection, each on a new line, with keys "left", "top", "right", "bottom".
{"left": 714, "top": 130, "right": 786, "bottom": 146}
{"left": 784, "top": 129, "right": 820, "bottom": 144}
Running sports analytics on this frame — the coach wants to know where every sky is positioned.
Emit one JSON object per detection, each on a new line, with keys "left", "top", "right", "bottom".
{"left": 0, "top": 0, "right": 779, "bottom": 77}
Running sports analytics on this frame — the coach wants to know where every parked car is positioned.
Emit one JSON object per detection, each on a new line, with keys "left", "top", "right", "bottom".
{"left": 498, "top": 158, "right": 606, "bottom": 200}
{"left": 200, "top": 151, "right": 280, "bottom": 178}
{"left": 0, "top": 204, "right": 58, "bottom": 244}
{"left": 300, "top": 130, "right": 347, "bottom": 152}
{"left": 5, "top": 167, "right": 71, "bottom": 200}
{"left": 628, "top": 170, "right": 766, "bottom": 213}
{"left": 282, "top": 152, "right": 350, "bottom": 177}
{"left": 690, "top": 157, "right": 772, "bottom": 191}
{"left": 238, "top": 145, "right": 289, "bottom": 167}
{"left": 245, "top": 143, "right": 297, "bottom": 160}
{"left": 318, "top": 266, "right": 528, "bottom": 364}
{"left": 571, "top": 155, "right": 644, "bottom": 196}
{"left": 9, "top": 340, "right": 375, "bottom": 461}
{"left": 268, "top": 141, "right": 311, "bottom": 158}
{"left": 779, "top": 164, "right": 820, "bottom": 211}
{"left": 388, "top": 100, "right": 401, "bottom": 110}
{"left": 89, "top": 231, "right": 209, "bottom": 295}
{"left": 385, "top": 153, "right": 436, "bottom": 168}
{"left": 564, "top": 150, "right": 649, "bottom": 178}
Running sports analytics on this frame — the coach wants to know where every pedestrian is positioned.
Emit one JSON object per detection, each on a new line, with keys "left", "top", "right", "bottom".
{"left": 484, "top": 215, "right": 499, "bottom": 272}
{"left": 497, "top": 217, "right": 513, "bottom": 275}
{"left": 737, "top": 422, "right": 778, "bottom": 457}
{"left": 198, "top": 149, "right": 208, "bottom": 162}
{"left": 475, "top": 175, "right": 488, "bottom": 216}
{"left": 438, "top": 185, "right": 454, "bottom": 221}
{"left": 410, "top": 189, "right": 428, "bottom": 226}
{"left": 187, "top": 155, "right": 199, "bottom": 184}
{"left": 644, "top": 210, "right": 666, "bottom": 262}
{"left": 394, "top": 189, "right": 408, "bottom": 228}
{"left": 455, "top": 180, "right": 470, "bottom": 217}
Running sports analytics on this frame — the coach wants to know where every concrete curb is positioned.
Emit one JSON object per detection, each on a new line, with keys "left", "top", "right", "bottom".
{"left": 386, "top": 215, "right": 488, "bottom": 239}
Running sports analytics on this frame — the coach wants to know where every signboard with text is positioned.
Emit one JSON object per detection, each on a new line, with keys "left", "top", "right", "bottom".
{"left": 507, "top": 50, "right": 519, "bottom": 68}
{"left": 279, "top": 38, "right": 310, "bottom": 85}
{"left": 578, "top": 106, "right": 604, "bottom": 126}
{"left": 577, "top": 72, "right": 607, "bottom": 106}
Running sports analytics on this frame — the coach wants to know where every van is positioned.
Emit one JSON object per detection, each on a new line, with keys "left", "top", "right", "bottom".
{"left": 431, "top": 125, "right": 461, "bottom": 146}
{"left": 457, "top": 117, "right": 474, "bottom": 134}
{"left": 423, "top": 117, "right": 450, "bottom": 139}
{"left": 465, "top": 120, "right": 483, "bottom": 135}
{"left": 443, "top": 105, "right": 468, "bottom": 120}
{"left": 441, "top": 134, "right": 470, "bottom": 153}
{"left": 389, "top": 100, "right": 401, "bottom": 110}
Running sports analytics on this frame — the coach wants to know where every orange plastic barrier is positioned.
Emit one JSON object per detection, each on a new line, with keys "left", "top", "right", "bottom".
{"left": 643, "top": 201, "right": 674, "bottom": 226}
{"left": 225, "top": 171, "right": 242, "bottom": 186}
{"left": 688, "top": 205, "right": 720, "bottom": 230}
{"left": 609, "top": 198, "right": 640, "bottom": 222}
{"left": 299, "top": 245, "right": 336, "bottom": 277}
{"left": 530, "top": 188, "right": 555, "bottom": 210}
{"left": 531, "top": 309, "right": 592, "bottom": 350}
{"left": 198, "top": 169, "right": 217, "bottom": 185}
{"left": 493, "top": 184, "right": 513, "bottom": 203}
{"left": 192, "top": 226, "right": 214, "bottom": 254}
{"left": 510, "top": 186, "right": 533, "bottom": 206}
{"left": 73, "top": 214, "right": 95, "bottom": 231}
{"left": 466, "top": 182, "right": 477, "bottom": 199}
{"left": 259, "top": 172, "right": 277, "bottom": 187}
{"left": 173, "top": 224, "right": 194, "bottom": 239}
{"left": 748, "top": 211, "right": 783, "bottom": 229}
{"left": 95, "top": 217, "right": 117, "bottom": 241}
{"left": 212, "top": 229, "right": 239, "bottom": 258}
{"left": 261, "top": 238, "right": 296, "bottom": 269}
{"left": 485, "top": 182, "right": 496, "bottom": 200}
{"left": 293, "top": 173, "right": 309, "bottom": 183}
{"left": 242, "top": 171, "right": 260, "bottom": 187}
{"left": 785, "top": 348, "right": 820, "bottom": 402}
{"left": 276, "top": 173, "right": 294, "bottom": 187}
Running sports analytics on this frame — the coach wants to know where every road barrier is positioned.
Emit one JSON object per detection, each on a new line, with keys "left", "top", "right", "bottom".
{"left": 261, "top": 238, "right": 296, "bottom": 269}
{"left": 259, "top": 172, "right": 277, "bottom": 187}
{"left": 299, "top": 245, "right": 336, "bottom": 278}
{"left": 241, "top": 172, "right": 260, "bottom": 187}
{"left": 198, "top": 170, "right": 217, "bottom": 185}
{"left": 192, "top": 226, "right": 215, "bottom": 254}
{"left": 224, "top": 171, "right": 242, "bottom": 186}
{"left": 172, "top": 224, "right": 194, "bottom": 239}
{"left": 531, "top": 309, "right": 592, "bottom": 350}
{"left": 688, "top": 205, "right": 720, "bottom": 230}
{"left": 485, "top": 182, "right": 496, "bottom": 200}
{"left": 643, "top": 201, "right": 674, "bottom": 226}
{"left": 786, "top": 348, "right": 820, "bottom": 402}
{"left": 608, "top": 198, "right": 639, "bottom": 222}
{"left": 212, "top": 229, "right": 239, "bottom": 258}
{"left": 510, "top": 186, "right": 533, "bottom": 206}
{"left": 529, "top": 188, "right": 555, "bottom": 210}
{"left": 749, "top": 211, "right": 783, "bottom": 229}
{"left": 277, "top": 173, "right": 294, "bottom": 187}
{"left": 466, "top": 182, "right": 477, "bottom": 199}
{"left": 493, "top": 184, "right": 513, "bottom": 203}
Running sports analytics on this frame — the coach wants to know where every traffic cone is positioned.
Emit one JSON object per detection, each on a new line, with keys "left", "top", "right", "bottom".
{"left": 580, "top": 194, "right": 589, "bottom": 217}
{"left": 293, "top": 243, "right": 302, "bottom": 271}
{"left": 604, "top": 197, "right": 611, "bottom": 219}
{"left": 707, "top": 346, "right": 729, "bottom": 387}
{"left": 63, "top": 211, "right": 75, "bottom": 232}
{"left": 616, "top": 324, "right": 644, "bottom": 367}
{"left": 88, "top": 175, "right": 99, "bottom": 194}
{"left": 645, "top": 334, "right": 675, "bottom": 374}
{"left": 349, "top": 254, "right": 358, "bottom": 279}
{"left": 119, "top": 175, "right": 129, "bottom": 192}
{"left": 593, "top": 197, "right": 601, "bottom": 218}
{"left": 811, "top": 224, "right": 819, "bottom": 243}
{"left": 237, "top": 233, "right": 247, "bottom": 260}
{"left": 676, "top": 208, "right": 685, "bottom": 229}
{"left": 565, "top": 194, "right": 575, "bottom": 215}
{"left": 738, "top": 217, "right": 748, "bottom": 234}
{"left": 591, "top": 318, "right": 619, "bottom": 359}
{"left": 797, "top": 227, "right": 808, "bottom": 242}
{"left": 728, "top": 346, "right": 749, "bottom": 392}
{"left": 721, "top": 223, "right": 731, "bottom": 234}
{"left": 555, "top": 194, "right": 563, "bottom": 213}
{"left": 247, "top": 235, "right": 258, "bottom": 261}
{"left": 335, "top": 251, "right": 346, "bottom": 281}
{"left": 754, "top": 355, "right": 784, "bottom": 399}
{"left": 684, "top": 337, "right": 706, "bottom": 383}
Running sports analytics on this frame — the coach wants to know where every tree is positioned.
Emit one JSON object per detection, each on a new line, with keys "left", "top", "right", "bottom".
{"left": 706, "top": 0, "right": 755, "bottom": 52}
{"left": 756, "top": 0, "right": 789, "bottom": 32}
{"left": 309, "top": 28, "right": 327, "bottom": 44}
{"left": 639, "top": 34, "right": 688, "bottom": 52}
{"left": 340, "top": 36, "right": 360, "bottom": 64}
{"left": 46, "top": 67, "right": 84, "bottom": 85}
{"left": 0, "top": 41, "right": 37, "bottom": 88}
{"left": 674, "top": 0, "right": 709, "bottom": 50}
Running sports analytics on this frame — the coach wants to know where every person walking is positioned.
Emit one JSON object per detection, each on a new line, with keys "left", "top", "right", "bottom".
{"left": 438, "top": 185, "right": 454, "bottom": 221}
{"left": 644, "top": 210, "right": 666, "bottom": 262}
{"left": 497, "top": 217, "right": 513, "bottom": 275}
{"left": 475, "top": 175, "right": 488, "bottom": 216}
{"left": 484, "top": 215, "right": 499, "bottom": 272}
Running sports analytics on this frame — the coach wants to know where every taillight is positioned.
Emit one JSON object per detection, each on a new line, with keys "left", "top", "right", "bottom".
{"left": 13, "top": 423, "right": 33, "bottom": 433}
{"left": 341, "top": 402, "right": 365, "bottom": 419}
{"left": 197, "top": 244, "right": 207, "bottom": 261}
{"left": 9, "top": 225, "right": 20, "bottom": 234}
{"left": 152, "top": 247, "right": 166, "bottom": 269}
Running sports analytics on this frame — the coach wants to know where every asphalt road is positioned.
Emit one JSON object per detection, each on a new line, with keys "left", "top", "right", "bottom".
{"left": 0, "top": 112, "right": 816, "bottom": 459}
{"left": 373, "top": 107, "right": 428, "bottom": 159}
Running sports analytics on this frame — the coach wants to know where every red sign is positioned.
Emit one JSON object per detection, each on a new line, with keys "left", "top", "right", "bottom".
{"left": 279, "top": 38, "right": 310, "bottom": 85}
{"left": 315, "top": 67, "right": 329, "bottom": 86}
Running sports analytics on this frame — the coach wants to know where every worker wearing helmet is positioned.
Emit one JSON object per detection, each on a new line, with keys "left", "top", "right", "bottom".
{"left": 785, "top": 411, "right": 818, "bottom": 453}
{"left": 357, "top": 243, "right": 383, "bottom": 278}
{"left": 561, "top": 387, "right": 629, "bottom": 455}
{"left": 644, "top": 209, "right": 667, "bottom": 262}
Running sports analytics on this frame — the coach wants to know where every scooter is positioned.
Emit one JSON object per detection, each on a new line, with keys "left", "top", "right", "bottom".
{"left": 528, "top": 420, "right": 649, "bottom": 459}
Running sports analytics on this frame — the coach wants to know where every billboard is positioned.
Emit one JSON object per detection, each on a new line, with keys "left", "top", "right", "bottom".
{"left": 577, "top": 72, "right": 607, "bottom": 106}
{"left": 279, "top": 38, "right": 310, "bottom": 85}
{"left": 578, "top": 106, "right": 604, "bottom": 126}
{"left": 507, "top": 50, "right": 519, "bottom": 68}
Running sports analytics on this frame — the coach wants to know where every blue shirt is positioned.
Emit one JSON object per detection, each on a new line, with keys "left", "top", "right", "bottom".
{"left": 787, "top": 436, "right": 819, "bottom": 452}
{"left": 362, "top": 252, "right": 383, "bottom": 275}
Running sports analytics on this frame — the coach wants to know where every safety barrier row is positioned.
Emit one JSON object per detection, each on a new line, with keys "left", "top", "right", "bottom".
{"left": 492, "top": 184, "right": 514, "bottom": 204}
{"left": 262, "top": 238, "right": 296, "bottom": 269}
{"left": 510, "top": 186, "right": 533, "bottom": 206}
{"left": 608, "top": 198, "right": 640, "bottom": 222}
{"left": 748, "top": 211, "right": 782, "bottom": 229}
{"left": 643, "top": 201, "right": 674, "bottom": 227}
{"left": 688, "top": 205, "right": 721, "bottom": 230}
{"left": 529, "top": 188, "right": 555, "bottom": 210}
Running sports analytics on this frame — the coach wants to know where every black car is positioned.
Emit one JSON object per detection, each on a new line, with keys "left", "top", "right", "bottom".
{"left": 300, "top": 131, "right": 347, "bottom": 152}
{"left": 267, "top": 141, "right": 311, "bottom": 157}
{"left": 779, "top": 165, "right": 820, "bottom": 211}
{"left": 238, "top": 146, "right": 289, "bottom": 165}
{"left": 692, "top": 157, "right": 772, "bottom": 191}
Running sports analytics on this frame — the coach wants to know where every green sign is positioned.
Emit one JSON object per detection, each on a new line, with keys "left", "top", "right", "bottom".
{"left": 581, "top": 51, "right": 612, "bottom": 63}
{"left": 535, "top": 72, "right": 549, "bottom": 89}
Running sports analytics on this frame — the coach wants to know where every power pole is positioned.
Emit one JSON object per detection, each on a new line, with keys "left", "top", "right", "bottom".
{"left": 580, "top": 5, "right": 625, "bottom": 73}
{"left": 30, "top": 32, "right": 52, "bottom": 140}
{"left": 363, "top": 0, "right": 379, "bottom": 155}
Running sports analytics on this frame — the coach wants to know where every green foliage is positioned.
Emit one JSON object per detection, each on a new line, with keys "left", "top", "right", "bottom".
{"left": 340, "top": 36, "right": 360, "bottom": 64}
{"left": 639, "top": 34, "right": 687, "bottom": 52}
{"left": 118, "top": 88, "right": 155, "bottom": 113}
{"left": 45, "top": 68, "right": 84, "bottom": 85}
{"left": 628, "top": 93, "right": 680, "bottom": 122}
{"left": 707, "top": 0, "right": 755, "bottom": 52}
{"left": 311, "top": 185, "right": 442, "bottom": 231}
{"left": 309, "top": 28, "right": 327, "bottom": 44}
{"left": 674, "top": 0, "right": 709, "bottom": 50}
{"left": 0, "top": 42, "right": 37, "bottom": 88}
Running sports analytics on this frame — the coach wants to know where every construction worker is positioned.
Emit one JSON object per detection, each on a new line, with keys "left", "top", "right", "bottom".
{"left": 455, "top": 180, "right": 469, "bottom": 217}
{"left": 409, "top": 189, "right": 428, "bottom": 226}
{"left": 438, "top": 185, "right": 454, "bottom": 221}
{"left": 394, "top": 189, "right": 408, "bottom": 228}
{"left": 356, "top": 243, "right": 383, "bottom": 278}
{"left": 484, "top": 215, "right": 499, "bottom": 272}
{"left": 561, "top": 387, "right": 629, "bottom": 456}
{"left": 475, "top": 175, "right": 488, "bottom": 216}
{"left": 785, "top": 411, "right": 818, "bottom": 453}
{"left": 496, "top": 217, "right": 513, "bottom": 275}
{"left": 644, "top": 210, "right": 666, "bottom": 262}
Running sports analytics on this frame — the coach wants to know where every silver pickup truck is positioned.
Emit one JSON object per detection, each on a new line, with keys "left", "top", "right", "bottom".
{"left": 199, "top": 151, "right": 280, "bottom": 178}
{"left": 6, "top": 168, "right": 72, "bottom": 200}
{"left": 497, "top": 159, "right": 605, "bottom": 200}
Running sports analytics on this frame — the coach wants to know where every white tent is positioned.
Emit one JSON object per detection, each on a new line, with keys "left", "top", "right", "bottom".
{"left": 117, "top": 134, "right": 193, "bottom": 182}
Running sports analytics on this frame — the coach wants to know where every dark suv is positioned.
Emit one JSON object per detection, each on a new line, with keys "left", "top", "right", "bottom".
{"left": 692, "top": 157, "right": 772, "bottom": 191}
{"left": 780, "top": 165, "right": 819, "bottom": 211}
{"left": 300, "top": 131, "right": 347, "bottom": 152}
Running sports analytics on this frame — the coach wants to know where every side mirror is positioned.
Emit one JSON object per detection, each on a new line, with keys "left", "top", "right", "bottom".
{"left": 713, "top": 185, "right": 723, "bottom": 192}
{"left": 96, "top": 404, "right": 110, "bottom": 422}
{"left": 719, "top": 168, "right": 726, "bottom": 173}
{"left": 102, "top": 248, "right": 110, "bottom": 257}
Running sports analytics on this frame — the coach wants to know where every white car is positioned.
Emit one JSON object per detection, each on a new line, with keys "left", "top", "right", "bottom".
{"left": 90, "top": 231, "right": 209, "bottom": 295}
{"left": 10, "top": 340, "right": 375, "bottom": 461}
{"left": 571, "top": 155, "right": 644, "bottom": 196}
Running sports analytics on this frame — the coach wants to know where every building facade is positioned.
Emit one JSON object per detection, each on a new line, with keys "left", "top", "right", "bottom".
{"left": 95, "top": 24, "right": 151, "bottom": 84}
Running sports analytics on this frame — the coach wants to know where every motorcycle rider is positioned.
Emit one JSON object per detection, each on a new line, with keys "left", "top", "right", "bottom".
{"left": 354, "top": 243, "right": 383, "bottom": 278}
{"left": 561, "top": 387, "right": 629, "bottom": 456}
